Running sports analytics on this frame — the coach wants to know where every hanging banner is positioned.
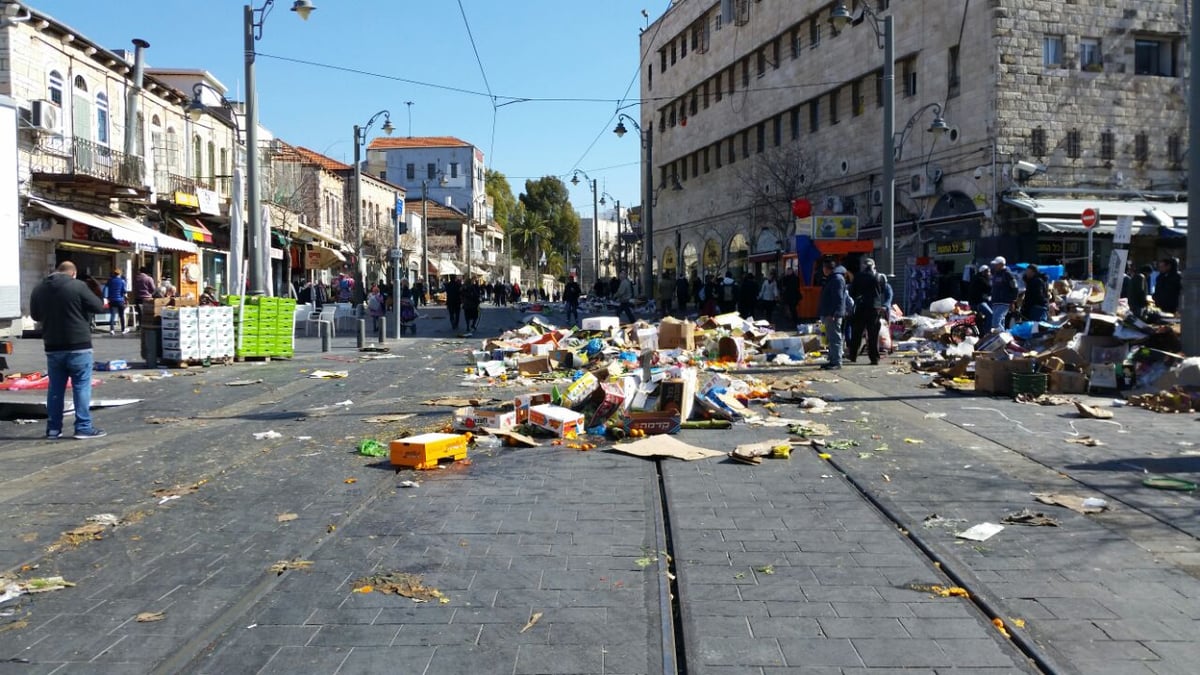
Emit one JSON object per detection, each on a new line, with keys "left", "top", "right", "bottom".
{"left": 812, "top": 215, "right": 858, "bottom": 239}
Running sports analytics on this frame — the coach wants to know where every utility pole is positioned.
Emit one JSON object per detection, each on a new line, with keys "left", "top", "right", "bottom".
{"left": 591, "top": 179, "right": 599, "bottom": 287}
{"left": 421, "top": 180, "right": 429, "bottom": 288}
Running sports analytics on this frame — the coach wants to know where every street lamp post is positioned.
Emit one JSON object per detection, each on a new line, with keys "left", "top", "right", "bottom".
{"left": 243, "top": 0, "right": 316, "bottom": 296}
{"left": 353, "top": 110, "right": 394, "bottom": 305}
{"left": 613, "top": 113, "right": 653, "bottom": 296}
{"left": 570, "top": 170, "right": 600, "bottom": 287}
{"left": 831, "top": 2, "right": 893, "bottom": 276}
{"left": 187, "top": 83, "right": 244, "bottom": 296}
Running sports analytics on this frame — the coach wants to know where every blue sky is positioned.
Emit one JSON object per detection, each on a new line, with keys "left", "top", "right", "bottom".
{"left": 30, "top": 0, "right": 665, "bottom": 216}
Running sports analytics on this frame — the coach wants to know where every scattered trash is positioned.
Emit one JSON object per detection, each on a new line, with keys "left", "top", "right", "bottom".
{"left": 86, "top": 514, "right": 120, "bottom": 527}
{"left": 135, "top": 611, "right": 166, "bottom": 623}
{"left": 1001, "top": 510, "right": 1059, "bottom": 527}
{"left": 993, "top": 617, "right": 1011, "bottom": 638}
{"left": 1074, "top": 401, "right": 1114, "bottom": 420}
{"left": 956, "top": 522, "right": 1004, "bottom": 541}
{"left": 362, "top": 414, "right": 415, "bottom": 424}
{"left": 922, "top": 514, "right": 969, "bottom": 530}
{"left": 756, "top": 565, "right": 775, "bottom": 575}
{"left": 357, "top": 439, "right": 387, "bottom": 458}
{"left": 906, "top": 583, "right": 970, "bottom": 598}
{"left": 11, "top": 419, "right": 37, "bottom": 425}
{"left": 253, "top": 430, "right": 282, "bottom": 440}
{"left": 307, "top": 370, "right": 348, "bottom": 379}
{"left": 923, "top": 412, "right": 947, "bottom": 419}
{"left": 730, "top": 439, "right": 790, "bottom": 465}
{"left": 276, "top": 513, "right": 298, "bottom": 523}
{"left": 269, "top": 559, "right": 313, "bottom": 575}
{"left": 825, "top": 439, "right": 859, "bottom": 451}
{"left": 353, "top": 572, "right": 446, "bottom": 603}
{"left": 398, "top": 480, "right": 420, "bottom": 489}
{"left": 610, "top": 435, "right": 724, "bottom": 462}
{"left": 344, "top": 477, "right": 358, "bottom": 484}
{"left": 903, "top": 438, "right": 924, "bottom": 444}
{"left": 1141, "top": 476, "right": 1197, "bottom": 492}
{"left": 157, "top": 495, "right": 180, "bottom": 505}
{"left": 225, "top": 379, "right": 263, "bottom": 387}
{"left": 352, "top": 585, "right": 373, "bottom": 594}
{"left": 519, "top": 611, "right": 543, "bottom": 633}
{"left": 145, "top": 416, "right": 184, "bottom": 425}
{"left": 1032, "top": 492, "right": 1109, "bottom": 514}
{"left": 1065, "top": 436, "right": 1105, "bottom": 446}
{"left": 152, "top": 481, "right": 205, "bottom": 500}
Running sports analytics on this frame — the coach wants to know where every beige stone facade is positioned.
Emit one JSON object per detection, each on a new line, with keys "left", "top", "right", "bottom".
{"left": 640, "top": 0, "right": 1188, "bottom": 289}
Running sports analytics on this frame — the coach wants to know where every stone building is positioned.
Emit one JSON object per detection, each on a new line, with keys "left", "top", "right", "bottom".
{"left": 640, "top": 0, "right": 1187, "bottom": 312}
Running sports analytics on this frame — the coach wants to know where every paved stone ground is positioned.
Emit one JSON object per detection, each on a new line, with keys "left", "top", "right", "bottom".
{"left": 663, "top": 444, "right": 1035, "bottom": 674}
{"left": 803, "top": 361, "right": 1200, "bottom": 675}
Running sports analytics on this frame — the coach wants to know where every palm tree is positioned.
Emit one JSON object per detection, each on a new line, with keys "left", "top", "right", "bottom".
{"left": 507, "top": 204, "right": 552, "bottom": 276}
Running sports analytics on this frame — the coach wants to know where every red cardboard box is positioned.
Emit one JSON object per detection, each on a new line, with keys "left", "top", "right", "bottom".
{"left": 514, "top": 393, "right": 552, "bottom": 424}
{"left": 586, "top": 383, "right": 625, "bottom": 428}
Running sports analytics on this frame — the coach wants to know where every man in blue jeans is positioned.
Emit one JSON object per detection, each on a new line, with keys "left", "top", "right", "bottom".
{"left": 30, "top": 261, "right": 108, "bottom": 439}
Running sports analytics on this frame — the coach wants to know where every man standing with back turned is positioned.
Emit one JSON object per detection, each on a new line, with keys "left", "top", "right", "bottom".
{"left": 30, "top": 261, "right": 108, "bottom": 439}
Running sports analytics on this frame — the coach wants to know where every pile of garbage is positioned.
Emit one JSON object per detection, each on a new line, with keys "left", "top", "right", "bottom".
{"left": 388, "top": 312, "right": 841, "bottom": 466}
{"left": 896, "top": 284, "right": 1196, "bottom": 410}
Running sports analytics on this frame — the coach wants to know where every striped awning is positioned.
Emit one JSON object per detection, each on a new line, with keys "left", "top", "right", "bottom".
{"left": 173, "top": 217, "right": 214, "bottom": 244}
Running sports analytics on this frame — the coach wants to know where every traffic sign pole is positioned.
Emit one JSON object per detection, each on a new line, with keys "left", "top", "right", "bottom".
{"left": 1081, "top": 208, "right": 1099, "bottom": 280}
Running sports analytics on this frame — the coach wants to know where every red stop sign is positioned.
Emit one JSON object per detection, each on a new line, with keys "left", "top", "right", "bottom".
{"left": 1081, "top": 207, "right": 1098, "bottom": 229}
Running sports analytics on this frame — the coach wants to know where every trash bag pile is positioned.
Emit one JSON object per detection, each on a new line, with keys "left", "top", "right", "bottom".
{"left": 891, "top": 283, "right": 1194, "bottom": 408}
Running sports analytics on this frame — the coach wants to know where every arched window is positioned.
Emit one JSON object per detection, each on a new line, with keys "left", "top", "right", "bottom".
{"left": 165, "top": 127, "right": 178, "bottom": 171}
{"left": 207, "top": 141, "right": 216, "bottom": 187}
{"left": 71, "top": 76, "right": 90, "bottom": 141}
{"left": 193, "top": 134, "right": 202, "bottom": 182}
{"left": 219, "top": 148, "right": 228, "bottom": 193}
{"left": 47, "top": 70, "right": 63, "bottom": 106}
{"left": 95, "top": 93, "right": 109, "bottom": 145}
{"left": 150, "top": 115, "right": 163, "bottom": 167}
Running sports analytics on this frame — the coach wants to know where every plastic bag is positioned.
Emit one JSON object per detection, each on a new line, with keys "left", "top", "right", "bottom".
{"left": 928, "top": 297, "right": 958, "bottom": 314}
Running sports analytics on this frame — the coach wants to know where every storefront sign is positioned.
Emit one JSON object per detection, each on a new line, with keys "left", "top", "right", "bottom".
{"left": 305, "top": 249, "right": 323, "bottom": 268}
{"left": 196, "top": 188, "right": 220, "bottom": 216}
{"left": 933, "top": 241, "right": 972, "bottom": 256}
{"left": 173, "top": 191, "right": 199, "bottom": 209}
{"left": 812, "top": 216, "right": 858, "bottom": 240}
{"left": 662, "top": 247, "right": 677, "bottom": 269}
{"left": 71, "top": 221, "right": 118, "bottom": 245}
{"left": 702, "top": 239, "right": 721, "bottom": 268}
{"left": 1037, "top": 240, "right": 1085, "bottom": 257}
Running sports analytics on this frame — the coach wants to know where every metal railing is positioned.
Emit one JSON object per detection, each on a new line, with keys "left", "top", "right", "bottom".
{"left": 32, "top": 137, "right": 145, "bottom": 189}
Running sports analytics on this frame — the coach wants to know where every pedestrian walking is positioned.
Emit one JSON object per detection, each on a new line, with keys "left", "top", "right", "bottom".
{"left": 1123, "top": 264, "right": 1150, "bottom": 318}
{"left": 718, "top": 272, "right": 737, "bottom": 314}
{"left": 613, "top": 272, "right": 636, "bottom": 324}
{"left": 967, "top": 265, "right": 992, "bottom": 329}
{"left": 1021, "top": 264, "right": 1050, "bottom": 322}
{"left": 444, "top": 275, "right": 463, "bottom": 331}
{"left": 367, "top": 284, "right": 387, "bottom": 337}
{"left": 758, "top": 272, "right": 779, "bottom": 322}
{"left": 462, "top": 278, "right": 481, "bottom": 334}
{"left": 818, "top": 260, "right": 846, "bottom": 370}
{"left": 103, "top": 270, "right": 128, "bottom": 334}
{"left": 675, "top": 273, "right": 690, "bottom": 317}
{"left": 413, "top": 278, "right": 427, "bottom": 307}
{"left": 563, "top": 274, "right": 582, "bottom": 327}
{"left": 737, "top": 273, "right": 759, "bottom": 319}
{"left": 847, "top": 257, "right": 887, "bottom": 365}
{"left": 989, "top": 257, "right": 1018, "bottom": 331}
{"left": 1153, "top": 257, "right": 1182, "bottom": 313}
{"left": 657, "top": 273, "right": 675, "bottom": 318}
{"left": 30, "top": 262, "right": 108, "bottom": 439}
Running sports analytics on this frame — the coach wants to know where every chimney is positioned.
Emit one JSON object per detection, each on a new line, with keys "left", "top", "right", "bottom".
{"left": 123, "top": 39, "right": 149, "bottom": 159}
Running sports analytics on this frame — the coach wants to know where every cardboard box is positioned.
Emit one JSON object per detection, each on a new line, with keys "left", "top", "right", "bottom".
{"left": 1049, "top": 370, "right": 1089, "bottom": 394}
{"left": 635, "top": 327, "right": 659, "bottom": 351}
{"left": 528, "top": 404, "right": 586, "bottom": 438}
{"left": 717, "top": 336, "right": 745, "bottom": 362}
{"left": 586, "top": 383, "right": 625, "bottom": 428}
{"left": 658, "top": 318, "right": 695, "bottom": 350}
{"left": 453, "top": 406, "right": 517, "bottom": 432}
{"left": 974, "top": 356, "right": 1036, "bottom": 395}
{"left": 618, "top": 411, "right": 681, "bottom": 436}
{"left": 658, "top": 369, "right": 697, "bottom": 421}
{"left": 514, "top": 393, "right": 552, "bottom": 423}
{"left": 581, "top": 316, "right": 620, "bottom": 331}
{"left": 562, "top": 371, "right": 599, "bottom": 408}
{"left": 1089, "top": 363, "right": 1119, "bottom": 390}
{"left": 390, "top": 432, "right": 469, "bottom": 470}
{"left": 517, "top": 355, "right": 552, "bottom": 376}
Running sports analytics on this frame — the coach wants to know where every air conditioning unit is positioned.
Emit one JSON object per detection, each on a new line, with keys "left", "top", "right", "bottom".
{"left": 31, "top": 100, "right": 59, "bottom": 131}
{"left": 871, "top": 188, "right": 883, "bottom": 205}
{"left": 910, "top": 173, "right": 937, "bottom": 197}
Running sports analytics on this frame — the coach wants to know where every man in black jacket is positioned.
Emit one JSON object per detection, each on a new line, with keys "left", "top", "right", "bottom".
{"left": 563, "top": 274, "right": 582, "bottom": 326}
{"left": 30, "top": 262, "right": 108, "bottom": 440}
{"left": 443, "top": 275, "right": 462, "bottom": 331}
{"left": 847, "top": 258, "right": 887, "bottom": 365}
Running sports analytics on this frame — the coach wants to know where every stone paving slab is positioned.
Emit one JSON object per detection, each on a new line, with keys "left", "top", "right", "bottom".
{"left": 805, "top": 364, "right": 1200, "bottom": 675}
{"left": 662, "top": 444, "right": 1036, "bottom": 675}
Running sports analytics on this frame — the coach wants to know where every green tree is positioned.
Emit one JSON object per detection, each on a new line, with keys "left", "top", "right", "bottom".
{"left": 485, "top": 168, "right": 517, "bottom": 230}
{"left": 506, "top": 203, "right": 553, "bottom": 274}
{"left": 519, "top": 176, "right": 580, "bottom": 258}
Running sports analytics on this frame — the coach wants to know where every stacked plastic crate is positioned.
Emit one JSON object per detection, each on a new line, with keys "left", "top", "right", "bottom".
{"left": 225, "top": 296, "right": 296, "bottom": 359}
{"left": 162, "top": 306, "right": 235, "bottom": 363}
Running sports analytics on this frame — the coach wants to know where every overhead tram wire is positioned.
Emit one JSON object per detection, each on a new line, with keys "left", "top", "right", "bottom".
{"left": 455, "top": 0, "right": 501, "bottom": 168}
{"left": 257, "top": 52, "right": 869, "bottom": 108}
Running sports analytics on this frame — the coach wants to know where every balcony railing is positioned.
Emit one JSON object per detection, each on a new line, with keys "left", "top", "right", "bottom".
{"left": 154, "top": 171, "right": 199, "bottom": 198}
{"left": 32, "top": 137, "right": 145, "bottom": 190}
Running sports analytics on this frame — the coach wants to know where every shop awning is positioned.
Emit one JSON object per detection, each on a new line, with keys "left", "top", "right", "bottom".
{"left": 308, "top": 243, "right": 346, "bottom": 268}
{"left": 119, "top": 217, "right": 197, "bottom": 252}
{"left": 748, "top": 250, "right": 781, "bottom": 263}
{"left": 429, "top": 259, "right": 462, "bottom": 276}
{"left": 30, "top": 199, "right": 157, "bottom": 248}
{"left": 172, "top": 217, "right": 214, "bottom": 244}
{"left": 1003, "top": 195, "right": 1184, "bottom": 236}
{"left": 295, "top": 222, "right": 349, "bottom": 253}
